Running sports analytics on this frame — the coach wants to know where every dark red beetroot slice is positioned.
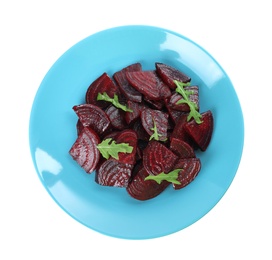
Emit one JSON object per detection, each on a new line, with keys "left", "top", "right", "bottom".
{"left": 168, "top": 86, "right": 199, "bottom": 112}
{"left": 126, "top": 164, "right": 169, "bottom": 201}
{"left": 141, "top": 108, "right": 168, "bottom": 142}
{"left": 105, "top": 105, "right": 127, "bottom": 130}
{"left": 85, "top": 73, "right": 119, "bottom": 109}
{"left": 131, "top": 119, "right": 150, "bottom": 141}
{"left": 170, "top": 138, "right": 196, "bottom": 158}
{"left": 73, "top": 104, "right": 111, "bottom": 136}
{"left": 172, "top": 158, "right": 201, "bottom": 190}
{"left": 134, "top": 140, "right": 149, "bottom": 162}
{"left": 76, "top": 119, "right": 84, "bottom": 135}
{"left": 135, "top": 146, "right": 143, "bottom": 161}
{"left": 125, "top": 100, "right": 145, "bottom": 125}
{"left": 143, "top": 141, "right": 178, "bottom": 175}
{"left": 165, "top": 104, "right": 187, "bottom": 124}
{"left": 171, "top": 114, "right": 197, "bottom": 148}
{"left": 115, "top": 129, "right": 137, "bottom": 165}
{"left": 155, "top": 62, "right": 191, "bottom": 89}
{"left": 126, "top": 70, "right": 171, "bottom": 100}
{"left": 102, "top": 130, "right": 120, "bottom": 140}
{"left": 184, "top": 110, "right": 213, "bottom": 151}
{"left": 113, "top": 63, "right": 142, "bottom": 103}
{"left": 143, "top": 97, "right": 164, "bottom": 110}
{"left": 95, "top": 159, "right": 133, "bottom": 187}
{"left": 69, "top": 127, "right": 100, "bottom": 173}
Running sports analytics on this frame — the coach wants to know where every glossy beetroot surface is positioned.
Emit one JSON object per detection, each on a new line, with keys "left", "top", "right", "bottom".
{"left": 69, "top": 127, "right": 100, "bottom": 173}
{"left": 127, "top": 164, "right": 170, "bottom": 201}
{"left": 69, "top": 62, "right": 214, "bottom": 200}
{"left": 172, "top": 158, "right": 201, "bottom": 190}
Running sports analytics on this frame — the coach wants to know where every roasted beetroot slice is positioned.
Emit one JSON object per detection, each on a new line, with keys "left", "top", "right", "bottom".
{"left": 169, "top": 86, "right": 199, "bottom": 112}
{"left": 105, "top": 105, "right": 127, "bottom": 130}
{"left": 126, "top": 70, "right": 171, "bottom": 100}
{"left": 143, "top": 141, "right": 178, "bottom": 175}
{"left": 134, "top": 140, "right": 149, "bottom": 161}
{"left": 143, "top": 97, "right": 164, "bottom": 110}
{"left": 115, "top": 129, "right": 138, "bottom": 165}
{"left": 155, "top": 62, "right": 191, "bottom": 89}
{"left": 113, "top": 63, "right": 142, "bottom": 103}
{"left": 172, "top": 158, "right": 201, "bottom": 190}
{"left": 184, "top": 110, "right": 214, "bottom": 151}
{"left": 171, "top": 114, "right": 197, "bottom": 148}
{"left": 125, "top": 100, "right": 145, "bottom": 125}
{"left": 126, "top": 165, "right": 169, "bottom": 200}
{"left": 102, "top": 130, "right": 120, "bottom": 140}
{"left": 76, "top": 119, "right": 84, "bottom": 135}
{"left": 141, "top": 108, "right": 168, "bottom": 141}
{"left": 69, "top": 127, "right": 100, "bottom": 173}
{"left": 131, "top": 119, "right": 150, "bottom": 141}
{"left": 85, "top": 73, "right": 119, "bottom": 108}
{"left": 135, "top": 146, "right": 143, "bottom": 161}
{"left": 95, "top": 159, "right": 133, "bottom": 187}
{"left": 73, "top": 104, "right": 111, "bottom": 136}
{"left": 170, "top": 138, "right": 196, "bottom": 158}
{"left": 166, "top": 104, "right": 187, "bottom": 124}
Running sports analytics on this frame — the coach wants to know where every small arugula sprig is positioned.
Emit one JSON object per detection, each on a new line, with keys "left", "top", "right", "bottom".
{"left": 97, "top": 92, "right": 133, "bottom": 112}
{"left": 149, "top": 119, "right": 167, "bottom": 141}
{"left": 174, "top": 80, "right": 203, "bottom": 124}
{"left": 97, "top": 138, "right": 133, "bottom": 160}
{"left": 144, "top": 169, "right": 182, "bottom": 184}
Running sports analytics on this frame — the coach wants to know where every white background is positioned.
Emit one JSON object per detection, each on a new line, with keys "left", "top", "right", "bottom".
{"left": 1, "top": 0, "right": 271, "bottom": 259}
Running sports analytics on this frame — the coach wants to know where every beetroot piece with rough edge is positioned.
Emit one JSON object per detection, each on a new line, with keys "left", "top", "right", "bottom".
{"left": 143, "top": 141, "right": 178, "bottom": 176}
{"left": 69, "top": 127, "right": 100, "bottom": 173}
{"left": 73, "top": 104, "right": 111, "bottom": 136}
{"left": 76, "top": 119, "right": 84, "bottom": 136}
{"left": 183, "top": 110, "right": 214, "bottom": 151}
{"left": 165, "top": 104, "right": 188, "bottom": 125}
{"left": 95, "top": 159, "right": 133, "bottom": 187}
{"left": 115, "top": 129, "right": 138, "bottom": 165}
{"left": 172, "top": 158, "right": 201, "bottom": 190}
{"left": 171, "top": 114, "right": 197, "bottom": 148}
{"left": 144, "top": 97, "right": 164, "bottom": 110}
{"left": 85, "top": 73, "right": 119, "bottom": 108}
{"left": 155, "top": 62, "right": 191, "bottom": 89}
{"left": 126, "top": 70, "right": 171, "bottom": 100}
{"left": 141, "top": 108, "right": 168, "bottom": 142}
{"left": 168, "top": 86, "right": 199, "bottom": 112}
{"left": 113, "top": 63, "right": 143, "bottom": 103}
{"left": 131, "top": 119, "right": 150, "bottom": 141}
{"left": 125, "top": 100, "right": 145, "bottom": 125}
{"left": 170, "top": 138, "right": 196, "bottom": 158}
{"left": 126, "top": 164, "right": 169, "bottom": 201}
{"left": 105, "top": 105, "right": 127, "bottom": 130}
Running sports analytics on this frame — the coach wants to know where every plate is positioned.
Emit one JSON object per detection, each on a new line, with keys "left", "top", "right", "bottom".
{"left": 29, "top": 25, "right": 244, "bottom": 239}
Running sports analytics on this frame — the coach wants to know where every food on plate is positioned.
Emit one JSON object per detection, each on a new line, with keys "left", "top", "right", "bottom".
{"left": 69, "top": 62, "right": 214, "bottom": 200}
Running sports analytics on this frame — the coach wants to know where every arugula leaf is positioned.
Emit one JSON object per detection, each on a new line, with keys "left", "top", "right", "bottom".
{"left": 97, "top": 92, "right": 133, "bottom": 112}
{"left": 174, "top": 80, "right": 203, "bottom": 124}
{"left": 144, "top": 169, "right": 182, "bottom": 184}
{"left": 97, "top": 138, "right": 133, "bottom": 160}
{"left": 149, "top": 119, "right": 167, "bottom": 141}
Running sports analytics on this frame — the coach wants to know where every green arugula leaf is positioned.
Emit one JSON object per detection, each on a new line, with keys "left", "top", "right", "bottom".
{"left": 149, "top": 119, "right": 167, "bottom": 141}
{"left": 97, "top": 138, "right": 133, "bottom": 160}
{"left": 97, "top": 92, "right": 133, "bottom": 112}
{"left": 144, "top": 169, "right": 182, "bottom": 184}
{"left": 174, "top": 80, "right": 203, "bottom": 124}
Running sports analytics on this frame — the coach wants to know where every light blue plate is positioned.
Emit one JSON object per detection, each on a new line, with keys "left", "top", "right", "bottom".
{"left": 29, "top": 25, "right": 244, "bottom": 239}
